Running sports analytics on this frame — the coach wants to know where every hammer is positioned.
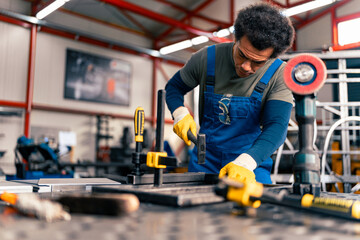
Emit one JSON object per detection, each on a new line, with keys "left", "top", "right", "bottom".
{"left": 187, "top": 130, "right": 206, "bottom": 164}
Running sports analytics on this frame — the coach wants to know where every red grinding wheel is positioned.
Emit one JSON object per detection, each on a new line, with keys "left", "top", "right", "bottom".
{"left": 283, "top": 54, "right": 327, "bottom": 95}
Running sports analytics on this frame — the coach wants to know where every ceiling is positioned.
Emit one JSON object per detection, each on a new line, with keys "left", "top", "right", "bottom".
{"left": 22, "top": 0, "right": 347, "bottom": 60}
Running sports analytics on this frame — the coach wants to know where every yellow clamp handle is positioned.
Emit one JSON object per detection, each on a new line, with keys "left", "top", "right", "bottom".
{"left": 227, "top": 181, "right": 264, "bottom": 208}
{"left": 146, "top": 152, "right": 168, "bottom": 169}
{"left": 134, "top": 107, "right": 145, "bottom": 143}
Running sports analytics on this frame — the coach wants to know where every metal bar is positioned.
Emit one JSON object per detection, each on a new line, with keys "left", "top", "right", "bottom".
{"left": 281, "top": 49, "right": 360, "bottom": 59}
{"left": 326, "top": 78, "right": 360, "bottom": 83}
{"left": 24, "top": 25, "right": 37, "bottom": 138}
{"left": 151, "top": 59, "right": 158, "bottom": 128}
{"left": 331, "top": 8, "right": 338, "bottom": 47}
{"left": 0, "top": 100, "right": 26, "bottom": 109}
{"left": 93, "top": 184, "right": 224, "bottom": 207}
{"left": 126, "top": 173, "right": 216, "bottom": 185}
{"left": 99, "top": 0, "right": 230, "bottom": 43}
{"left": 154, "top": 89, "right": 166, "bottom": 187}
{"left": 338, "top": 59, "right": 351, "bottom": 193}
{"left": 326, "top": 69, "right": 360, "bottom": 74}
{"left": 271, "top": 173, "right": 360, "bottom": 184}
{"left": 316, "top": 102, "right": 360, "bottom": 107}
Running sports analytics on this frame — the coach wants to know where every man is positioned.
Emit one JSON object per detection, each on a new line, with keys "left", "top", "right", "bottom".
{"left": 165, "top": 3, "right": 295, "bottom": 184}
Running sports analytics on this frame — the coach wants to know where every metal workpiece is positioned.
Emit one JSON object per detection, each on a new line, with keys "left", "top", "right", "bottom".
{"left": 94, "top": 184, "right": 224, "bottom": 207}
{"left": 126, "top": 172, "right": 218, "bottom": 185}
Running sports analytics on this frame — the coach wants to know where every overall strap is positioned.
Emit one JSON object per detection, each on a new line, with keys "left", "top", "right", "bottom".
{"left": 206, "top": 45, "right": 216, "bottom": 93}
{"left": 251, "top": 58, "right": 283, "bottom": 100}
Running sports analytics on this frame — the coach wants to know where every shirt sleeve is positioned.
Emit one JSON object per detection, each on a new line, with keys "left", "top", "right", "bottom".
{"left": 179, "top": 47, "right": 207, "bottom": 89}
{"left": 165, "top": 71, "right": 193, "bottom": 114}
{"left": 265, "top": 62, "right": 294, "bottom": 105}
{"left": 245, "top": 99, "right": 293, "bottom": 165}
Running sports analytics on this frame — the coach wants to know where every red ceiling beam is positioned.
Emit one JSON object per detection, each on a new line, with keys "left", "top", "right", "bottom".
{"left": 155, "top": 0, "right": 216, "bottom": 42}
{"left": 119, "top": 9, "right": 154, "bottom": 37}
{"left": 99, "top": 0, "right": 230, "bottom": 43}
{"left": 59, "top": 8, "right": 148, "bottom": 37}
{"left": 262, "top": 0, "right": 286, "bottom": 8}
{"left": 336, "top": 11, "right": 360, "bottom": 23}
{"left": 0, "top": 100, "right": 26, "bottom": 109}
{"left": 0, "top": 14, "right": 32, "bottom": 28}
{"left": 155, "top": 0, "right": 231, "bottom": 27}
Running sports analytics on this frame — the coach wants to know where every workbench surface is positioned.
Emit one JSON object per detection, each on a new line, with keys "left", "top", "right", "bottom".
{"left": 1, "top": 198, "right": 360, "bottom": 240}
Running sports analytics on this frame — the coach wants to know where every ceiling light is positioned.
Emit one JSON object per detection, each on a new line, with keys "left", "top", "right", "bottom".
{"left": 282, "top": 0, "right": 336, "bottom": 17}
{"left": 160, "top": 40, "right": 193, "bottom": 55}
{"left": 36, "top": 0, "right": 70, "bottom": 19}
{"left": 191, "top": 36, "right": 209, "bottom": 45}
{"left": 215, "top": 29, "right": 230, "bottom": 38}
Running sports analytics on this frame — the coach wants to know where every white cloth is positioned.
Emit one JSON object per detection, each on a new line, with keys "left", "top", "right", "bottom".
{"left": 232, "top": 153, "right": 257, "bottom": 171}
{"left": 173, "top": 107, "right": 190, "bottom": 125}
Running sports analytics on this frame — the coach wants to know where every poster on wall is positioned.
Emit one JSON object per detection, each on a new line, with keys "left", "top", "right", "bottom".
{"left": 64, "top": 49, "right": 131, "bottom": 106}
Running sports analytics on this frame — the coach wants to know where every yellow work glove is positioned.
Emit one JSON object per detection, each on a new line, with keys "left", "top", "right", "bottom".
{"left": 219, "top": 153, "right": 257, "bottom": 184}
{"left": 172, "top": 107, "right": 197, "bottom": 146}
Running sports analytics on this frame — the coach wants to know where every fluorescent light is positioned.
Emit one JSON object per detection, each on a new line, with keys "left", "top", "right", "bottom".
{"left": 215, "top": 29, "right": 230, "bottom": 37}
{"left": 191, "top": 36, "right": 209, "bottom": 45}
{"left": 229, "top": 26, "right": 234, "bottom": 33}
{"left": 160, "top": 40, "right": 192, "bottom": 55}
{"left": 282, "top": 0, "right": 336, "bottom": 17}
{"left": 36, "top": 0, "right": 70, "bottom": 19}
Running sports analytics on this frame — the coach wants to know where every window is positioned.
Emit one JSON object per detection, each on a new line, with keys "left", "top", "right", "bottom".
{"left": 338, "top": 18, "right": 360, "bottom": 46}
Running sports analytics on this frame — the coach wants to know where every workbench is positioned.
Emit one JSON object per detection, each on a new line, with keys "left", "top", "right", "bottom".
{"left": 1, "top": 179, "right": 360, "bottom": 240}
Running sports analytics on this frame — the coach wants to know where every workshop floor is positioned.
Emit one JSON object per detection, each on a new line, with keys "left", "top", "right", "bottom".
{"left": 1, "top": 200, "right": 360, "bottom": 240}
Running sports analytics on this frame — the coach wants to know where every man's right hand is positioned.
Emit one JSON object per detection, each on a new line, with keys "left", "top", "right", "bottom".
{"left": 172, "top": 107, "right": 196, "bottom": 146}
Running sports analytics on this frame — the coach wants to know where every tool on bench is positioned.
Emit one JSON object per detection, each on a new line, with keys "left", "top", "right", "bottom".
{"left": 216, "top": 177, "right": 360, "bottom": 221}
{"left": 0, "top": 191, "right": 71, "bottom": 222}
{"left": 0, "top": 191, "right": 140, "bottom": 221}
{"left": 187, "top": 130, "right": 206, "bottom": 164}
{"left": 126, "top": 89, "right": 209, "bottom": 187}
{"left": 283, "top": 54, "right": 327, "bottom": 197}
{"left": 128, "top": 91, "right": 180, "bottom": 186}
{"left": 57, "top": 193, "right": 140, "bottom": 216}
{"left": 132, "top": 107, "right": 145, "bottom": 176}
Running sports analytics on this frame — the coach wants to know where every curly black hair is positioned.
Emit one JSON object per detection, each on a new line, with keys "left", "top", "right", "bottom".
{"left": 234, "top": 3, "right": 295, "bottom": 58}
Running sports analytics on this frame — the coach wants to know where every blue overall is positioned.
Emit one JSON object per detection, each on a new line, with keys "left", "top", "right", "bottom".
{"left": 188, "top": 45, "right": 283, "bottom": 184}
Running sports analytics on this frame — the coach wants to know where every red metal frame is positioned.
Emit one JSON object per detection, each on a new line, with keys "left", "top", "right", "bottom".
{"left": 332, "top": 10, "right": 360, "bottom": 51}
{"left": 24, "top": 25, "right": 37, "bottom": 137}
{"left": 155, "top": 0, "right": 216, "bottom": 44}
{"left": 99, "top": 0, "right": 231, "bottom": 44}
{"left": 59, "top": 8, "right": 149, "bottom": 37}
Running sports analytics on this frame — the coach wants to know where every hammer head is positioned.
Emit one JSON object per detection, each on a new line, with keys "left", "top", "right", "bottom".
{"left": 197, "top": 133, "right": 206, "bottom": 164}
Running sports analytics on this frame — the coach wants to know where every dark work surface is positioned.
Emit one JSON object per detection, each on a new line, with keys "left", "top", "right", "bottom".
{"left": 1, "top": 194, "right": 360, "bottom": 240}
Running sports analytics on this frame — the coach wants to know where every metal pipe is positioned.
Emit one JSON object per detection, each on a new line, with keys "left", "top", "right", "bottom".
{"left": 24, "top": 25, "right": 37, "bottom": 138}
{"left": 154, "top": 89, "right": 166, "bottom": 187}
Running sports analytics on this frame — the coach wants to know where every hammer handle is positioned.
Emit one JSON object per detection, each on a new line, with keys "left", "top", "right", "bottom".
{"left": 187, "top": 130, "right": 197, "bottom": 145}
